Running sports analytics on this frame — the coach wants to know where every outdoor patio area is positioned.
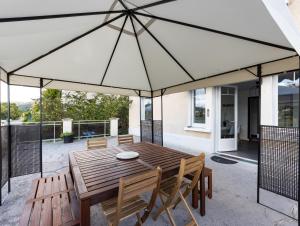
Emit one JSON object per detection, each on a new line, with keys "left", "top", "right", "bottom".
{"left": 0, "top": 138, "right": 297, "bottom": 226}
{"left": 0, "top": 1, "right": 299, "bottom": 225}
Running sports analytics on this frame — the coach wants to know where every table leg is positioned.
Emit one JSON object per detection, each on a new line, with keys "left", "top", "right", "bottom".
{"left": 199, "top": 166, "right": 206, "bottom": 216}
{"left": 192, "top": 183, "right": 198, "bottom": 209}
{"left": 80, "top": 199, "right": 90, "bottom": 226}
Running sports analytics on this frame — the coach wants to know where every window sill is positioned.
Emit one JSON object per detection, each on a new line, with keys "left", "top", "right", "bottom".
{"left": 184, "top": 126, "right": 211, "bottom": 133}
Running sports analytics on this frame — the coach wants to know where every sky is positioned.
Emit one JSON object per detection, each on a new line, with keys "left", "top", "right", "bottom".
{"left": 1, "top": 82, "right": 40, "bottom": 103}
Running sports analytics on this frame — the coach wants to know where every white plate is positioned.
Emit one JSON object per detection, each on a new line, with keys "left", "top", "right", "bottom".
{"left": 116, "top": 151, "right": 139, "bottom": 160}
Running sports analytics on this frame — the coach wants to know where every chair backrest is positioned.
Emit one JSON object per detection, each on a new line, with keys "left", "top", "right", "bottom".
{"left": 166, "top": 153, "right": 205, "bottom": 205}
{"left": 115, "top": 167, "right": 162, "bottom": 225}
{"left": 86, "top": 137, "right": 107, "bottom": 150}
{"left": 118, "top": 134, "right": 134, "bottom": 145}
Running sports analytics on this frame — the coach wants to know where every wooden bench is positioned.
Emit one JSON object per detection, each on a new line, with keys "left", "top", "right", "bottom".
{"left": 118, "top": 134, "right": 134, "bottom": 145}
{"left": 19, "top": 172, "right": 80, "bottom": 226}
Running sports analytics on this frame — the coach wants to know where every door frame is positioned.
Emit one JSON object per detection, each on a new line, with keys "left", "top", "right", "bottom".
{"left": 215, "top": 86, "right": 238, "bottom": 152}
{"left": 247, "top": 96, "right": 259, "bottom": 141}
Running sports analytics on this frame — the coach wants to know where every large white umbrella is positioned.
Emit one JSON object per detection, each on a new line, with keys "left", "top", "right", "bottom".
{"left": 0, "top": 0, "right": 299, "bottom": 97}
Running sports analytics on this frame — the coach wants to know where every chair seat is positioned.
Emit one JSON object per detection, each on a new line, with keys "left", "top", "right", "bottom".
{"left": 159, "top": 176, "right": 189, "bottom": 197}
{"left": 101, "top": 196, "right": 148, "bottom": 222}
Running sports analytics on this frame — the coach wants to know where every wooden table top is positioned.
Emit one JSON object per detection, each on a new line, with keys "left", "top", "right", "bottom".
{"left": 69, "top": 142, "right": 192, "bottom": 204}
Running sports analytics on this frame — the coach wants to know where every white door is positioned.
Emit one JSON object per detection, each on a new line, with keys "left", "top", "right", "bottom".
{"left": 216, "top": 86, "right": 238, "bottom": 152}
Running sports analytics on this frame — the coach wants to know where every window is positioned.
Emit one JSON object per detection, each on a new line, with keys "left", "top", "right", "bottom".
{"left": 192, "top": 89, "right": 206, "bottom": 126}
{"left": 278, "top": 71, "right": 299, "bottom": 127}
{"left": 141, "top": 97, "right": 152, "bottom": 121}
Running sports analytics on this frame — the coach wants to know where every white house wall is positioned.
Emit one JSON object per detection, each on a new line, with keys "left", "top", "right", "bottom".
{"left": 129, "top": 75, "right": 281, "bottom": 154}
{"left": 129, "top": 89, "right": 215, "bottom": 155}
{"left": 261, "top": 75, "right": 278, "bottom": 126}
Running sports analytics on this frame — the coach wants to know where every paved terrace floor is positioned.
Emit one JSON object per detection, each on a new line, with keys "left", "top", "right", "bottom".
{"left": 0, "top": 137, "right": 298, "bottom": 226}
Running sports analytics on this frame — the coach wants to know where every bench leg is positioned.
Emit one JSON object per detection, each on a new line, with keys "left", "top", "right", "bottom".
{"left": 208, "top": 174, "right": 212, "bottom": 199}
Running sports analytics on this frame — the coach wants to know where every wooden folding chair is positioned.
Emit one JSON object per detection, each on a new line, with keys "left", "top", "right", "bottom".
{"left": 153, "top": 153, "right": 205, "bottom": 226}
{"left": 118, "top": 134, "right": 134, "bottom": 145}
{"left": 86, "top": 137, "right": 107, "bottom": 150}
{"left": 101, "top": 167, "right": 162, "bottom": 226}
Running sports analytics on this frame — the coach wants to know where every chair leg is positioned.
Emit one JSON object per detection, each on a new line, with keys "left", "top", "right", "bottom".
{"left": 153, "top": 194, "right": 167, "bottom": 220}
{"left": 153, "top": 194, "right": 176, "bottom": 226}
{"left": 135, "top": 213, "right": 142, "bottom": 226}
{"left": 178, "top": 191, "right": 199, "bottom": 226}
{"left": 165, "top": 207, "right": 177, "bottom": 226}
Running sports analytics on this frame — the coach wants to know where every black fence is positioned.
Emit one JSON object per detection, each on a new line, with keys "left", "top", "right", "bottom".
{"left": 1, "top": 126, "right": 8, "bottom": 188}
{"left": 42, "top": 122, "right": 62, "bottom": 140}
{"left": 10, "top": 125, "right": 41, "bottom": 177}
{"left": 260, "top": 125, "right": 299, "bottom": 201}
{"left": 141, "top": 120, "right": 162, "bottom": 145}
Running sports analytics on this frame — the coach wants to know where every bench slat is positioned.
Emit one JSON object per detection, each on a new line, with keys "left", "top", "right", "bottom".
{"left": 40, "top": 178, "right": 53, "bottom": 226}
{"left": 20, "top": 172, "right": 79, "bottom": 226}
{"left": 19, "top": 179, "right": 39, "bottom": 226}
{"left": 30, "top": 178, "right": 46, "bottom": 226}
{"left": 60, "top": 174, "right": 73, "bottom": 224}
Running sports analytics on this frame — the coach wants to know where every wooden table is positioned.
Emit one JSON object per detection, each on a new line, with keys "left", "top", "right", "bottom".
{"left": 69, "top": 142, "right": 206, "bottom": 226}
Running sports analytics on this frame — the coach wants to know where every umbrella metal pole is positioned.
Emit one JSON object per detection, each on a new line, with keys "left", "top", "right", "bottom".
{"left": 151, "top": 91, "right": 154, "bottom": 143}
{"left": 0, "top": 74, "right": 2, "bottom": 205}
{"left": 7, "top": 75, "right": 11, "bottom": 193}
{"left": 139, "top": 91, "right": 142, "bottom": 142}
{"left": 298, "top": 55, "right": 300, "bottom": 222}
{"left": 257, "top": 64, "right": 262, "bottom": 203}
{"left": 161, "top": 89, "right": 164, "bottom": 146}
{"left": 40, "top": 78, "right": 43, "bottom": 178}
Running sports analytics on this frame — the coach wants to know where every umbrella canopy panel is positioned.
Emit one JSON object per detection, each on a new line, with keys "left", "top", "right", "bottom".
{"left": 0, "top": 0, "right": 299, "bottom": 96}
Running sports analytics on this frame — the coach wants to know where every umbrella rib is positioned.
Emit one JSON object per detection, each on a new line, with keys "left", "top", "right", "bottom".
{"left": 0, "top": 10, "right": 124, "bottom": 23}
{"left": 150, "top": 54, "right": 298, "bottom": 93}
{"left": 42, "top": 79, "right": 54, "bottom": 88}
{"left": 131, "top": 0, "right": 176, "bottom": 12}
{"left": 135, "top": 12, "right": 295, "bottom": 52}
{"left": 129, "top": 14, "right": 153, "bottom": 91}
{"left": 245, "top": 68, "right": 258, "bottom": 77}
{"left": 132, "top": 13, "right": 195, "bottom": 81}
{"left": 100, "top": 15, "right": 128, "bottom": 85}
{"left": 0, "top": 65, "right": 8, "bottom": 74}
{"left": 8, "top": 13, "right": 125, "bottom": 75}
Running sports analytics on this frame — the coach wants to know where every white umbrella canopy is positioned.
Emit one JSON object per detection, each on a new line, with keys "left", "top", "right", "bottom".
{"left": 0, "top": 0, "right": 299, "bottom": 97}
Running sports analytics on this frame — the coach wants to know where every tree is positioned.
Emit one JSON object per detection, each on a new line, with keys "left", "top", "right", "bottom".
{"left": 27, "top": 89, "right": 132, "bottom": 134}
{"left": 28, "top": 89, "right": 63, "bottom": 122}
{"left": 1, "top": 103, "right": 22, "bottom": 120}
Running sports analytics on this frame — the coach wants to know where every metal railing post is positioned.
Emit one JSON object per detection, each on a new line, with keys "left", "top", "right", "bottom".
{"left": 78, "top": 120, "right": 80, "bottom": 140}
{"left": 53, "top": 121, "right": 56, "bottom": 143}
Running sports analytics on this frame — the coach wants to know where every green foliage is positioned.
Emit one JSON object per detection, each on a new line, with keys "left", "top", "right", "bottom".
{"left": 1, "top": 103, "right": 22, "bottom": 120}
{"left": 60, "top": 132, "right": 74, "bottom": 137}
{"left": 26, "top": 89, "right": 132, "bottom": 133}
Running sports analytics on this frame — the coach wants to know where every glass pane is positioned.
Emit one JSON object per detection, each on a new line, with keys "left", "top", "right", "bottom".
{"left": 193, "top": 89, "right": 205, "bottom": 124}
{"left": 278, "top": 71, "right": 299, "bottom": 127}
{"left": 221, "top": 87, "right": 235, "bottom": 138}
{"left": 142, "top": 97, "right": 152, "bottom": 121}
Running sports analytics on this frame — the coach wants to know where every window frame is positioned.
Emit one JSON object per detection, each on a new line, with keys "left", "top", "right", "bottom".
{"left": 277, "top": 70, "right": 299, "bottom": 128}
{"left": 191, "top": 88, "right": 207, "bottom": 128}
